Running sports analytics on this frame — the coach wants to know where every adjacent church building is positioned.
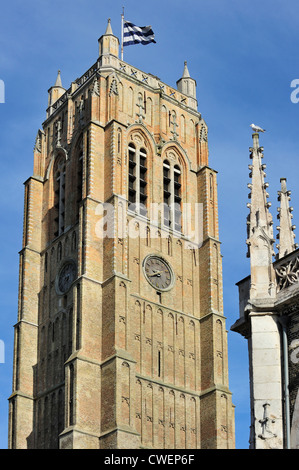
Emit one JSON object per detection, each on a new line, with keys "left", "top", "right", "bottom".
{"left": 232, "top": 131, "right": 299, "bottom": 449}
{"left": 8, "top": 20, "right": 235, "bottom": 449}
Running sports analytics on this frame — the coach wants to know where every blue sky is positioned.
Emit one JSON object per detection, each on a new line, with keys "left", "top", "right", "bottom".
{"left": 1, "top": 0, "right": 299, "bottom": 450}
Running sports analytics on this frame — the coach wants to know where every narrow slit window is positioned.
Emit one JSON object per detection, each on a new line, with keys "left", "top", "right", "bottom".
{"left": 69, "top": 363, "right": 74, "bottom": 426}
{"left": 158, "top": 350, "right": 161, "bottom": 377}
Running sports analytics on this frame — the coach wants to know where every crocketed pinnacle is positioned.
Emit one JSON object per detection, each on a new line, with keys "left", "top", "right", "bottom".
{"left": 276, "top": 178, "right": 297, "bottom": 258}
{"left": 246, "top": 132, "right": 274, "bottom": 252}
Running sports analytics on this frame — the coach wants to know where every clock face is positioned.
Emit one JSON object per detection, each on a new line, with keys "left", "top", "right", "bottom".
{"left": 57, "top": 261, "right": 76, "bottom": 294}
{"left": 143, "top": 255, "right": 174, "bottom": 291}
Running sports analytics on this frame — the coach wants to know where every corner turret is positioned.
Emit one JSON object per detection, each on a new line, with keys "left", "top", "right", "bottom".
{"left": 98, "top": 18, "right": 119, "bottom": 60}
{"left": 176, "top": 61, "right": 197, "bottom": 110}
{"left": 47, "top": 70, "right": 66, "bottom": 117}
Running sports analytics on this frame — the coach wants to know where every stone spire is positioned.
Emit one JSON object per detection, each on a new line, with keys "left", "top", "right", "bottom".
{"left": 276, "top": 178, "right": 297, "bottom": 258}
{"left": 105, "top": 17, "right": 113, "bottom": 35}
{"left": 54, "top": 69, "right": 63, "bottom": 88}
{"left": 246, "top": 132, "right": 275, "bottom": 298}
{"left": 182, "top": 61, "right": 191, "bottom": 78}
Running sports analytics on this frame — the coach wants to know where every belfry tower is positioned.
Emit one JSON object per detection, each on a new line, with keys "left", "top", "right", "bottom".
{"left": 9, "top": 20, "right": 235, "bottom": 449}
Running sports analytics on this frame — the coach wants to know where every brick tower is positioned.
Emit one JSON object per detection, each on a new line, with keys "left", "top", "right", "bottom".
{"left": 8, "top": 20, "right": 235, "bottom": 449}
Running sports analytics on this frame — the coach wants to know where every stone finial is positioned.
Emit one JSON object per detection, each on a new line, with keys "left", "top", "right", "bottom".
{"left": 54, "top": 70, "right": 63, "bottom": 88}
{"left": 182, "top": 61, "right": 191, "bottom": 78}
{"left": 105, "top": 18, "right": 113, "bottom": 35}
{"left": 276, "top": 178, "right": 297, "bottom": 258}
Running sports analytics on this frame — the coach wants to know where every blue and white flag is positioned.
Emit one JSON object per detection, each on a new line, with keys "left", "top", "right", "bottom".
{"left": 123, "top": 20, "right": 156, "bottom": 46}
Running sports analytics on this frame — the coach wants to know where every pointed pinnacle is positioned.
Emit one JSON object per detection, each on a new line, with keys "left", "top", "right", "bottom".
{"left": 105, "top": 18, "right": 113, "bottom": 35}
{"left": 54, "top": 70, "right": 62, "bottom": 88}
{"left": 277, "top": 178, "right": 296, "bottom": 258}
{"left": 182, "top": 61, "right": 190, "bottom": 78}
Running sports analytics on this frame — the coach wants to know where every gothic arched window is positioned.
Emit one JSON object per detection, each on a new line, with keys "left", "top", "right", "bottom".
{"left": 76, "top": 151, "right": 83, "bottom": 221}
{"left": 128, "top": 142, "right": 136, "bottom": 206}
{"left": 163, "top": 160, "right": 182, "bottom": 232}
{"left": 128, "top": 141, "right": 148, "bottom": 216}
{"left": 163, "top": 160, "right": 171, "bottom": 227}
{"left": 53, "top": 156, "right": 66, "bottom": 238}
{"left": 174, "top": 165, "right": 182, "bottom": 231}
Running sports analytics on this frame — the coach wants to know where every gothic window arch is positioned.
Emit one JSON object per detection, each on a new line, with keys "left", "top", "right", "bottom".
{"left": 174, "top": 165, "right": 182, "bottom": 231}
{"left": 118, "top": 82, "right": 124, "bottom": 112}
{"left": 162, "top": 105, "right": 167, "bottom": 134}
{"left": 128, "top": 140, "right": 148, "bottom": 216}
{"left": 163, "top": 159, "right": 182, "bottom": 231}
{"left": 163, "top": 160, "right": 171, "bottom": 227}
{"left": 180, "top": 114, "right": 186, "bottom": 142}
{"left": 53, "top": 155, "right": 66, "bottom": 238}
{"left": 76, "top": 151, "right": 83, "bottom": 221}
{"left": 128, "top": 87, "right": 134, "bottom": 116}
{"left": 146, "top": 97, "right": 153, "bottom": 126}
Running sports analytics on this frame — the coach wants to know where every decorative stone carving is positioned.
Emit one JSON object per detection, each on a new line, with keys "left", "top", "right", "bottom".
{"left": 136, "top": 95, "right": 145, "bottom": 123}
{"left": 170, "top": 112, "right": 179, "bottom": 141}
{"left": 55, "top": 119, "right": 62, "bottom": 147}
{"left": 258, "top": 402, "right": 277, "bottom": 440}
{"left": 34, "top": 131, "right": 42, "bottom": 153}
{"left": 109, "top": 78, "right": 118, "bottom": 96}
{"left": 199, "top": 123, "right": 208, "bottom": 142}
{"left": 91, "top": 76, "right": 100, "bottom": 96}
{"left": 275, "top": 255, "right": 299, "bottom": 291}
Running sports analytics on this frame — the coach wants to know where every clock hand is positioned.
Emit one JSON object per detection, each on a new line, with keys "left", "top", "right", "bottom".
{"left": 148, "top": 270, "right": 163, "bottom": 277}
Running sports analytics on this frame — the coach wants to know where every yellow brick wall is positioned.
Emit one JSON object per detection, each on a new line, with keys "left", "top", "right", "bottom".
{"left": 9, "top": 55, "right": 235, "bottom": 449}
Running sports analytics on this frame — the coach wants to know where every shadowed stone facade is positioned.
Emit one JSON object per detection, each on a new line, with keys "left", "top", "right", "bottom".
{"left": 9, "top": 20, "right": 235, "bottom": 449}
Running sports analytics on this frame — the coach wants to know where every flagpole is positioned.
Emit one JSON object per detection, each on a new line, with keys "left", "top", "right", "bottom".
{"left": 121, "top": 7, "right": 124, "bottom": 61}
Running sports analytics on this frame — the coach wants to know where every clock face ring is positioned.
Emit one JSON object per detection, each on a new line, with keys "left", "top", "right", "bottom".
{"left": 56, "top": 260, "right": 77, "bottom": 295}
{"left": 143, "top": 255, "right": 174, "bottom": 291}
